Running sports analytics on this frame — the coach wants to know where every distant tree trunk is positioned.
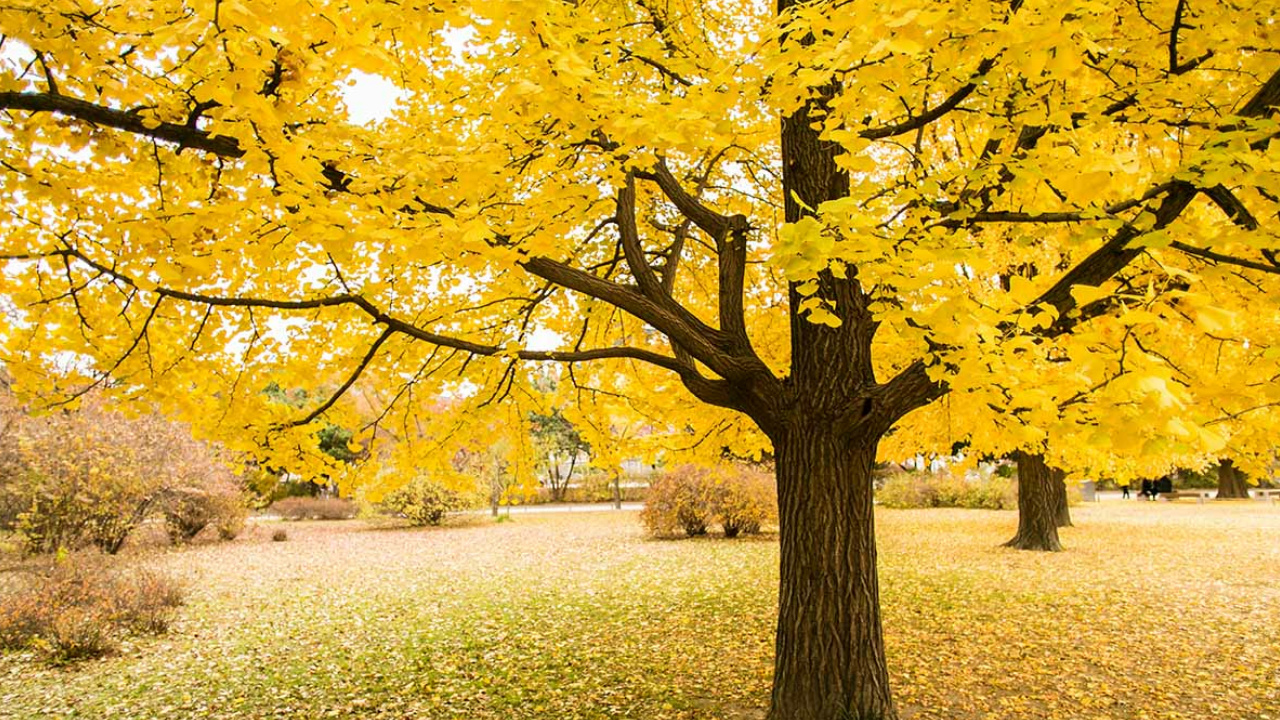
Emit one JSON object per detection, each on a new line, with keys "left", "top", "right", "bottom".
{"left": 1216, "top": 459, "right": 1250, "bottom": 499}
{"left": 611, "top": 471, "right": 622, "bottom": 510}
{"left": 1051, "top": 472, "right": 1072, "bottom": 528}
{"left": 546, "top": 460, "right": 566, "bottom": 502}
{"left": 1006, "top": 451, "right": 1063, "bottom": 552}
{"left": 560, "top": 454, "right": 578, "bottom": 502}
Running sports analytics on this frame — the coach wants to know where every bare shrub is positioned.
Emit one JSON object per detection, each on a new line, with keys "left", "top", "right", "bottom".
{"left": 0, "top": 557, "right": 184, "bottom": 664}
{"left": 642, "top": 464, "right": 778, "bottom": 539}
{"left": 268, "top": 496, "right": 356, "bottom": 520}
{"left": 1, "top": 394, "right": 245, "bottom": 554}
{"left": 641, "top": 466, "right": 717, "bottom": 538}
{"left": 716, "top": 467, "right": 777, "bottom": 537}
{"left": 162, "top": 485, "right": 248, "bottom": 544}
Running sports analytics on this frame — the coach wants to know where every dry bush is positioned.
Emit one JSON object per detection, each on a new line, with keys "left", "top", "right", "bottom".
{"left": 642, "top": 466, "right": 717, "bottom": 537}
{"left": 0, "top": 556, "right": 184, "bottom": 664}
{"left": 271, "top": 528, "right": 288, "bottom": 542}
{"left": 877, "top": 470, "right": 1017, "bottom": 510}
{"left": 715, "top": 466, "right": 777, "bottom": 537}
{"left": 268, "top": 496, "right": 356, "bottom": 520}
{"left": 642, "top": 465, "right": 777, "bottom": 538}
{"left": 162, "top": 484, "right": 248, "bottom": 544}
{"left": 1, "top": 394, "right": 246, "bottom": 554}
{"left": 111, "top": 568, "right": 186, "bottom": 633}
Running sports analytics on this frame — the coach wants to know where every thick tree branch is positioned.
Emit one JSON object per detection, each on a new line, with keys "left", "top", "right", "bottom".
{"left": 640, "top": 159, "right": 753, "bottom": 342}
{"left": 616, "top": 176, "right": 667, "bottom": 299}
{"left": 1201, "top": 184, "right": 1260, "bottom": 231}
{"left": 519, "top": 254, "right": 748, "bottom": 380}
{"left": 1033, "top": 182, "right": 1198, "bottom": 326}
{"left": 11, "top": 246, "right": 694, "bottom": 382}
{"left": 0, "top": 91, "right": 245, "bottom": 157}
{"left": 642, "top": 159, "right": 740, "bottom": 239}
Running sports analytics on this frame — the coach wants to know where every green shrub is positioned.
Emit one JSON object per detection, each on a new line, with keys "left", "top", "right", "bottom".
{"left": 877, "top": 471, "right": 1016, "bottom": 510}
{"left": 0, "top": 557, "right": 184, "bottom": 665}
{"left": 381, "top": 477, "right": 470, "bottom": 526}
{"left": 641, "top": 464, "right": 777, "bottom": 538}
{"left": 267, "top": 496, "right": 356, "bottom": 520}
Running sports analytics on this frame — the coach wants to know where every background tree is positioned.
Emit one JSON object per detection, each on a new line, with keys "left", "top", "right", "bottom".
{"left": 2, "top": 2, "right": 1280, "bottom": 718}
{"left": 529, "top": 409, "right": 590, "bottom": 502}
{"left": 1215, "top": 459, "right": 1251, "bottom": 499}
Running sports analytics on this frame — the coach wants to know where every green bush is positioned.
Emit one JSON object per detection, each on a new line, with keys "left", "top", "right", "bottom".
{"left": 0, "top": 557, "right": 184, "bottom": 665}
{"left": 381, "top": 477, "right": 470, "bottom": 526}
{"left": 877, "top": 471, "right": 1016, "bottom": 510}
{"left": 641, "top": 464, "right": 778, "bottom": 538}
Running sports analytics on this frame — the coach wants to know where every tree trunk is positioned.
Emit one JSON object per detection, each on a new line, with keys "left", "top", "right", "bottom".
{"left": 1216, "top": 459, "right": 1250, "bottom": 499}
{"left": 547, "top": 461, "right": 565, "bottom": 502}
{"left": 1051, "top": 473, "right": 1072, "bottom": 528}
{"left": 612, "top": 472, "right": 622, "bottom": 510}
{"left": 1006, "top": 452, "right": 1063, "bottom": 551}
{"left": 768, "top": 424, "right": 894, "bottom": 720}
{"left": 765, "top": 2, "right": 903, "bottom": 714}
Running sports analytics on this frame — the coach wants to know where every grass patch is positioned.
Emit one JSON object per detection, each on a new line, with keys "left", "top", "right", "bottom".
{"left": 0, "top": 506, "right": 1277, "bottom": 718}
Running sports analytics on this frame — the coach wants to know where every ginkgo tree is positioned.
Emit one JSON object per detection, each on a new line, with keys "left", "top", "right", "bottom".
{"left": 891, "top": 244, "right": 1280, "bottom": 551}
{"left": 3, "top": 1, "right": 1279, "bottom": 718}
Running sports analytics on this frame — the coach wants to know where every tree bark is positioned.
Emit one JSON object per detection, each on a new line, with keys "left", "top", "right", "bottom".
{"left": 1005, "top": 452, "right": 1063, "bottom": 552}
{"left": 1216, "top": 459, "right": 1250, "bottom": 499}
{"left": 1051, "top": 472, "right": 1072, "bottom": 528}
{"left": 768, "top": 423, "right": 894, "bottom": 720}
{"left": 764, "top": 2, "right": 907, "bottom": 715}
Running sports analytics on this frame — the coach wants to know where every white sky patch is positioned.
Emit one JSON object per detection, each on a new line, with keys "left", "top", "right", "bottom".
{"left": 340, "top": 25, "right": 477, "bottom": 126}
{"left": 342, "top": 72, "right": 406, "bottom": 126}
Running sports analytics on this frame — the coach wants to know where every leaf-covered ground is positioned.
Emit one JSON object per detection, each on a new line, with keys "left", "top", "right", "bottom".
{"left": 2, "top": 503, "right": 1278, "bottom": 719}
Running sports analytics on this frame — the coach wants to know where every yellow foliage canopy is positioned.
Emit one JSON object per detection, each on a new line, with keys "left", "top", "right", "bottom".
{"left": 0, "top": 0, "right": 1278, "bottom": 477}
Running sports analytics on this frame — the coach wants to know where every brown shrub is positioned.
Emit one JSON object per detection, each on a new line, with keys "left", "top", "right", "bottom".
{"left": 641, "top": 464, "right": 777, "bottom": 539}
{"left": 641, "top": 466, "right": 717, "bottom": 537}
{"left": 268, "top": 496, "right": 356, "bottom": 520}
{"left": 0, "top": 557, "right": 184, "bottom": 664}
{"left": 715, "top": 467, "right": 777, "bottom": 537}
{"left": 271, "top": 528, "right": 288, "bottom": 542}
{"left": 2, "top": 395, "right": 245, "bottom": 554}
{"left": 162, "top": 485, "right": 248, "bottom": 544}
